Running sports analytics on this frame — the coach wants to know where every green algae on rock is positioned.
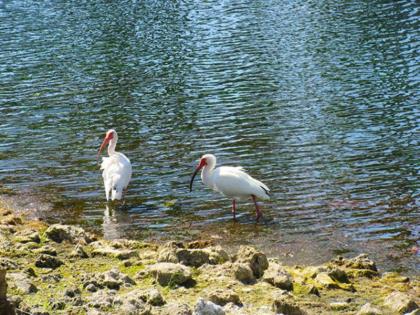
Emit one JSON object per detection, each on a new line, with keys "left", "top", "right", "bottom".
{"left": 0, "top": 206, "right": 419, "bottom": 315}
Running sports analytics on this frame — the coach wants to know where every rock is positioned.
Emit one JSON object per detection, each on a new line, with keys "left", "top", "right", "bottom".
{"left": 356, "top": 303, "right": 382, "bottom": 315}
{"left": 90, "top": 241, "right": 137, "bottom": 260}
{"left": 120, "top": 288, "right": 164, "bottom": 307}
{"left": 194, "top": 298, "right": 225, "bottom": 315}
{"left": 314, "top": 272, "right": 354, "bottom": 291}
{"left": 383, "top": 291, "right": 418, "bottom": 314}
{"left": 64, "top": 286, "right": 81, "bottom": 298}
{"left": 85, "top": 283, "right": 98, "bottom": 292}
{"left": 272, "top": 293, "right": 307, "bottom": 315}
{"left": 0, "top": 258, "right": 19, "bottom": 271}
{"left": 34, "top": 245, "right": 57, "bottom": 256}
{"left": 7, "top": 272, "right": 37, "bottom": 294}
{"left": 406, "top": 310, "right": 420, "bottom": 315}
{"left": 235, "top": 246, "right": 268, "bottom": 278}
{"left": 45, "top": 224, "right": 96, "bottom": 244}
{"left": 233, "top": 263, "right": 255, "bottom": 284}
{"left": 0, "top": 215, "right": 22, "bottom": 226}
{"left": 159, "top": 245, "right": 229, "bottom": 267}
{"left": 381, "top": 272, "right": 409, "bottom": 283}
{"left": 262, "top": 263, "right": 293, "bottom": 290}
{"left": 147, "top": 263, "right": 192, "bottom": 287}
{"left": 48, "top": 299, "right": 65, "bottom": 310}
{"left": 41, "top": 274, "right": 62, "bottom": 283}
{"left": 99, "top": 268, "right": 135, "bottom": 290}
{"left": 118, "top": 290, "right": 153, "bottom": 315}
{"left": 207, "top": 289, "right": 241, "bottom": 306}
{"left": 70, "top": 244, "right": 89, "bottom": 258}
{"left": 331, "top": 254, "right": 378, "bottom": 278}
{"left": 35, "top": 254, "right": 63, "bottom": 269}
{"left": 160, "top": 302, "right": 192, "bottom": 315}
{"left": 176, "top": 249, "right": 210, "bottom": 267}
{"left": 328, "top": 268, "right": 349, "bottom": 283}
{"left": 15, "top": 230, "right": 40, "bottom": 243}
{"left": 329, "top": 301, "right": 349, "bottom": 311}
{"left": 88, "top": 290, "right": 122, "bottom": 310}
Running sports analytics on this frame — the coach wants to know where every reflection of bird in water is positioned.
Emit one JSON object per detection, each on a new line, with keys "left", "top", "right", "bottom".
{"left": 97, "top": 129, "right": 132, "bottom": 201}
{"left": 102, "top": 205, "right": 122, "bottom": 240}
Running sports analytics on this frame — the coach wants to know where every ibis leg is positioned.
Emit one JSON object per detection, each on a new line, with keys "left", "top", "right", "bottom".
{"left": 252, "top": 195, "right": 261, "bottom": 221}
{"left": 232, "top": 199, "right": 236, "bottom": 220}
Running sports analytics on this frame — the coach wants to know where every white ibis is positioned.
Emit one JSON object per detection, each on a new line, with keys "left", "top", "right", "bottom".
{"left": 189, "top": 154, "right": 270, "bottom": 221}
{"left": 97, "top": 129, "right": 132, "bottom": 201}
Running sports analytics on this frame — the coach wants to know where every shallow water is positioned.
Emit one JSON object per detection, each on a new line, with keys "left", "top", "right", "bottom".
{"left": 0, "top": 0, "right": 419, "bottom": 271}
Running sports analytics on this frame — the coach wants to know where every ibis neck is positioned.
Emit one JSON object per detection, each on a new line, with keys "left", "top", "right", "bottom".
{"left": 107, "top": 139, "right": 117, "bottom": 155}
{"left": 201, "top": 164, "right": 215, "bottom": 188}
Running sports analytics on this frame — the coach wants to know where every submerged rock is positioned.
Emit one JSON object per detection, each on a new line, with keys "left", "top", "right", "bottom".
{"left": 383, "top": 291, "right": 418, "bottom": 314}
{"left": 194, "top": 298, "right": 225, "bottom": 315}
{"left": 45, "top": 224, "right": 96, "bottom": 244}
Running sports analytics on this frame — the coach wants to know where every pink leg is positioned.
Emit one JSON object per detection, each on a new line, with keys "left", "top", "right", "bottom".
{"left": 232, "top": 199, "right": 236, "bottom": 220}
{"left": 252, "top": 195, "right": 261, "bottom": 221}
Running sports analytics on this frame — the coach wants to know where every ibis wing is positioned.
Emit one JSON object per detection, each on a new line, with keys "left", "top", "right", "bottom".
{"left": 212, "top": 167, "right": 270, "bottom": 200}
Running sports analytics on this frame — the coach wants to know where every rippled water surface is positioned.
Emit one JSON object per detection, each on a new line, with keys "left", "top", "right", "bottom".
{"left": 0, "top": 0, "right": 419, "bottom": 270}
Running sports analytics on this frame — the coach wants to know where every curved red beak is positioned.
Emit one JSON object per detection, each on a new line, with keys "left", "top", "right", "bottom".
{"left": 97, "top": 133, "right": 113, "bottom": 162}
{"left": 189, "top": 159, "right": 207, "bottom": 192}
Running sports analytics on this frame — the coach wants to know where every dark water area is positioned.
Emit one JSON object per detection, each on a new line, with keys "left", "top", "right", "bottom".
{"left": 0, "top": 0, "right": 419, "bottom": 272}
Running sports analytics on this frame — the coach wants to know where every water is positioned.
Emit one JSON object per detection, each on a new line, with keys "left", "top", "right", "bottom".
{"left": 0, "top": 0, "right": 419, "bottom": 271}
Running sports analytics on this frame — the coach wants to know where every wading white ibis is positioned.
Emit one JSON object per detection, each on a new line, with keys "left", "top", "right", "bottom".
{"left": 97, "top": 129, "right": 132, "bottom": 201}
{"left": 189, "top": 154, "right": 270, "bottom": 221}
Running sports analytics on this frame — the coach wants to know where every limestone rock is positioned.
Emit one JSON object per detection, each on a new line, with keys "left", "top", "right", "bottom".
{"left": 35, "top": 254, "right": 63, "bottom": 269}
{"left": 100, "top": 268, "right": 135, "bottom": 290}
{"left": 383, "top": 291, "right": 418, "bottom": 314}
{"left": 15, "top": 230, "right": 40, "bottom": 243}
{"left": 314, "top": 272, "right": 355, "bottom": 291}
{"left": 120, "top": 288, "right": 165, "bottom": 307}
{"left": 356, "top": 303, "right": 382, "bottom": 315}
{"left": 90, "top": 241, "right": 137, "bottom": 260}
{"left": 233, "top": 263, "right": 255, "bottom": 284}
{"left": 331, "top": 254, "right": 378, "bottom": 278}
{"left": 158, "top": 244, "right": 229, "bottom": 267}
{"left": 87, "top": 290, "right": 122, "bottom": 310}
{"left": 7, "top": 272, "right": 37, "bottom": 294}
{"left": 272, "top": 293, "right": 307, "bottom": 315}
{"left": 235, "top": 246, "right": 268, "bottom": 278}
{"left": 34, "top": 245, "right": 57, "bottom": 256}
{"left": 263, "top": 263, "right": 293, "bottom": 290}
{"left": 160, "top": 302, "right": 192, "bottom": 315}
{"left": 147, "top": 263, "right": 192, "bottom": 287}
{"left": 70, "top": 244, "right": 89, "bottom": 258}
{"left": 207, "top": 289, "right": 242, "bottom": 306}
{"left": 329, "top": 301, "right": 350, "bottom": 311}
{"left": 45, "top": 224, "right": 96, "bottom": 244}
{"left": 194, "top": 298, "right": 225, "bottom": 315}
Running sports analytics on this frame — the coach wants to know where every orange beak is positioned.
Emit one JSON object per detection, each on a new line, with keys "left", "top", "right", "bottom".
{"left": 97, "top": 133, "right": 113, "bottom": 162}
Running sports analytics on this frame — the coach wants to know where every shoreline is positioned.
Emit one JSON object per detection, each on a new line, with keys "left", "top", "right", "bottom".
{"left": 0, "top": 202, "right": 419, "bottom": 314}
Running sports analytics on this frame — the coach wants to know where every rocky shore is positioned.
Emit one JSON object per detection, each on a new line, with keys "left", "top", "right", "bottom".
{"left": 0, "top": 205, "right": 418, "bottom": 315}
